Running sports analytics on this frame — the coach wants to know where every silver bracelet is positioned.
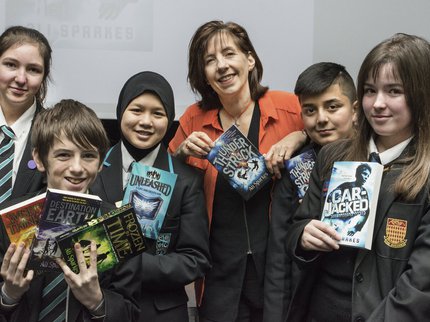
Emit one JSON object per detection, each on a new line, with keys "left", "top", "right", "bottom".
{"left": 89, "top": 297, "right": 105, "bottom": 318}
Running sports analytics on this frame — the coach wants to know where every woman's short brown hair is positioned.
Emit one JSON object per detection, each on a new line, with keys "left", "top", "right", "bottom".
{"left": 188, "top": 20, "right": 268, "bottom": 110}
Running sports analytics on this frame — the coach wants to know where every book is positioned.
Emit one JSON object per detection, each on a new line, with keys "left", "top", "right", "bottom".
{"left": 321, "top": 161, "right": 383, "bottom": 249}
{"left": 0, "top": 194, "right": 46, "bottom": 247}
{"left": 285, "top": 149, "right": 316, "bottom": 199}
{"left": 122, "top": 162, "right": 177, "bottom": 239}
{"left": 206, "top": 125, "right": 271, "bottom": 200}
{"left": 56, "top": 204, "right": 146, "bottom": 273}
{"left": 29, "top": 188, "right": 102, "bottom": 271}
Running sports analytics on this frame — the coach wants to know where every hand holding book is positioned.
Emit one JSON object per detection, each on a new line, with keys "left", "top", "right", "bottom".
{"left": 207, "top": 125, "right": 271, "bottom": 200}
{"left": 55, "top": 240, "right": 103, "bottom": 310}
{"left": 320, "top": 161, "right": 383, "bottom": 250}
{"left": 300, "top": 219, "right": 341, "bottom": 252}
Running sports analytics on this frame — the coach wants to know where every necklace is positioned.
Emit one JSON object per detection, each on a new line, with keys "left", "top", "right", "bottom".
{"left": 222, "top": 100, "right": 254, "bottom": 127}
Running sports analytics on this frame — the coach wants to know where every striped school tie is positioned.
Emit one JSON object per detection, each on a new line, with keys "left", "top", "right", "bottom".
{"left": 369, "top": 152, "right": 381, "bottom": 164}
{"left": 38, "top": 273, "right": 67, "bottom": 322}
{"left": 0, "top": 125, "right": 15, "bottom": 204}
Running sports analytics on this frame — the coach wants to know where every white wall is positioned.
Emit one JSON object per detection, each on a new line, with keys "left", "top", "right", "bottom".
{"left": 1, "top": 0, "right": 430, "bottom": 119}
{"left": 313, "top": 0, "right": 430, "bottom": 82}
{"left": 0, "top": 0, "right": 313, "bottom": 118}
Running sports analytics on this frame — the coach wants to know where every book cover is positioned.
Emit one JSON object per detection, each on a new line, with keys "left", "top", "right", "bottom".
{"left": 0, "top": 194, "right": 46, "bottom": 247}
{"left": 122, "top": 163, "right": 177, "bottom": 239}
{"left": 206, "top": 125, "right": 271, "bottom": 200}
{"left": 56, "top": 204, "right": 146, "bottom": 273}
{"left": 321, "top": 161, "right": 383, "bottom": 249}
{"left": 29, "top": 188, "right": 102, "bottom": 271}
{"left": 285, "top": 149, "right": 316, "bottom": 199}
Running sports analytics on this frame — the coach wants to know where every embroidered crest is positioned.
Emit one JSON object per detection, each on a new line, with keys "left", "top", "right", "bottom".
{"left": 384, "top": 218, "right": 407, "bottom": 248}
{"left": 156, "top": 233, "right": 172, "bottom": 255}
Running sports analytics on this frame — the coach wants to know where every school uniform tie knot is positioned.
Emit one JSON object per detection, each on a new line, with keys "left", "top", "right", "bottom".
{"left": 369, "top": 152, "right": 381, "bottom": 164}
{"left": 0, "top": 125, "right": 15, "bottom": 154}
{"left": 0, "top": 125, "right": 15, "bottom": 204}
{"left": 1, "top": 125, "right": 14, "bottom": 138}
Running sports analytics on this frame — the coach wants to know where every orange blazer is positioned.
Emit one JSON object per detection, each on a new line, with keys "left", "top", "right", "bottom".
{"left": 169, "top": 90, "right": 303, "bottom": 223}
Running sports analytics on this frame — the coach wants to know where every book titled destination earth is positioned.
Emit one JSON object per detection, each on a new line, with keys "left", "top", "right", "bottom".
{"left": 28, "top": 188, "right": 102, "bottom": 271}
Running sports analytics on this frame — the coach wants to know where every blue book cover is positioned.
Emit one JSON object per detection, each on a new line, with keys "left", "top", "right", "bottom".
{"left": 321, "top": 161, "right": 383, "bottom": 249}
{"left": 207, "top": 125, "right": 271, "bottom": 200}
{"left": 122, "top": 163, "right": 177, "bottom": 239}
{"left": 285, "top": 149, "right": 316, "bottom": 199}
{"left": 29, "top": 188, "right": 102, "bottom": 271}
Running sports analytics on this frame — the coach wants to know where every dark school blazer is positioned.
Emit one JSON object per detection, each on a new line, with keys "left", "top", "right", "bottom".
{"left": 286, "top": 140, "right": 430, "bottom": 322}
{"left": 263, "top": 143, "right": 320, "bottom": 322}
{"left": 0, "top": 192, "right": 140, "bottom": 322}
{"left": 91, "top": 143, "right": 211, "bottom": 322}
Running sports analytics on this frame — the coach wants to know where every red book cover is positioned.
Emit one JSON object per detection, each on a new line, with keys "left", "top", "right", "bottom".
{"left": 0, "top": 194, "right": 46, "bottom": 247}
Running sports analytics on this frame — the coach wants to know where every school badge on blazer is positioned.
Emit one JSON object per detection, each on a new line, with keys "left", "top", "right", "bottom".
{"left": 156, "top": 233, "right": 171, "bottom": 255}
{"left": 384, "top": 218, "right": 408, "bottom": 248}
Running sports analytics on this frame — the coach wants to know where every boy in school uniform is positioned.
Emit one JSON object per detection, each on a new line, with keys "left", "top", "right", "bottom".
{"left": 264, "top": 62, "right": 357, "bottom": 322}
{"left": 0, "top": 99, "right": 139, "bottom": 321}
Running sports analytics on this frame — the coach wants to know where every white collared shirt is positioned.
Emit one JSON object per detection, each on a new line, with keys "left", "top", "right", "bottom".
{"left": 0, "top": 100, "right": 37, "bottom": 186}
{"left": 120, "top": 142, "right": 161, "bottom": 189}
{"left": 368, "top": 136, "right": 413, "bottom": 166}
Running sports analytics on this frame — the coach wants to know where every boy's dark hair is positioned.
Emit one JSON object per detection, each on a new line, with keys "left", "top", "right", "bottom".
{"left": 31, "top": 99, "right": 110, "bottom": 167}
{"left": 294, "top": 62, "right": 357, "bottom": 104}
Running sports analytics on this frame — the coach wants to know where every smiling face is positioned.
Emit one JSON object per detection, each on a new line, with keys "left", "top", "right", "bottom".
{"left": 33, "top": 134, "right": 101, "bottom": 193}
{"left": 300, "top": 84, "right": 357, "bottom": 146}
{"left": 362, "top": 63, "right": 413, "bottom": 150}
{"left": 0, "top": 43, "right": 44, "bottom": 114}
{"left": 203, "top": 33, "right": 255, "bottom": 101}
{"left": 120, "top": 92, "right": 168, "bottom": 150}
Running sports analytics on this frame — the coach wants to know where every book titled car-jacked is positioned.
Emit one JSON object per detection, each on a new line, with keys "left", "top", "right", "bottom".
{"left": 285, "top": 149, "right": 316, "bottom": 199}
{"left": 321, "top": 161, "right": 383, "bottom": 249}
{"left": 57, "top": 204, "right": 146, "bottom": 273}
{"left": 123, "top": 162, "right": 177, "bottom": 240}
{"left": 207, "top": 125, "right": 271, "bottom": 200}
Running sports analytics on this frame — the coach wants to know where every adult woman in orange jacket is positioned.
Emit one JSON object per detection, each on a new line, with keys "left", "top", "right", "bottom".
{"left": 169, "top": 20, "right": 304, "bottom": 322}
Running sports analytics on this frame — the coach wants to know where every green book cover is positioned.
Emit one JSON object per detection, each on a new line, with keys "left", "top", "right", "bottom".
{"left": 56, "top": 204, "right": 147, "bottom": 273}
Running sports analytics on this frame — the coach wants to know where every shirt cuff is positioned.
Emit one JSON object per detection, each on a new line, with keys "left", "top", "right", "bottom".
{"left": 88, "top": 297, "right": 106, "bottom": 319}
{"left": 0, "top": 285, "right": 20, "bottom": 309}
